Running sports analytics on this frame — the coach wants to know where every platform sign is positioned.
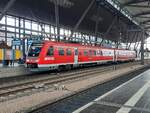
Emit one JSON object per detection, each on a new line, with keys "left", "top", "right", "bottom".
{"left": 12, "top": 39, "right": 21, "bottom": 46}
{"left": 33, "top": 36, "right": 43, "bottom": 41}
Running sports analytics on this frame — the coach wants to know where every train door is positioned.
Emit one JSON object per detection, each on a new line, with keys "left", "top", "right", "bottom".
{"left": 74, "top": 48, "right": 78, "bottom": 64}
{"left": 113, "top": 49, "right": 116, "bottom": 62}
{"left": 115, "top": 50, "right": 118, "bottom": 61}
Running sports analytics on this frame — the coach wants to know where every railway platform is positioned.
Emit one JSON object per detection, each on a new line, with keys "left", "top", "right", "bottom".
{"left": 0, "top": 63, "right": 31, "bottom": 78}
{"left": 0, "top": 63, "right": 148, "bottom": 113}
{"left": 73, "top": 68, "right": 150, "bottom": 113}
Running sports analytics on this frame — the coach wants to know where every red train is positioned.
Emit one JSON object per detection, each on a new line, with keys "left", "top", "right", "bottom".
{"left": 26, "top": 41, "right": 136, "bottom": 70}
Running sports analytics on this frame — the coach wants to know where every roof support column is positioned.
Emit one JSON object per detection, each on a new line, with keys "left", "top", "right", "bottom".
{"left": 0, "top": 0, "right": 16, "bottom": 20}
{"left": 22, "top": 18, "right": 26, "bottom": 60}
{"left": 135, "top": 41, "right": 140, "bottom": 54}
{"left": 134, "top": 32, "right": 139, "bottom": 50}
{"left": 18, "top": 17, "right": 21, "bottom": 50}
{"left": 141, "top": 31, "right": 145, "bottom": 65}
{"left": 69, "top": 0, "right": 95, "bottom": 39}
{"left": 128, "top": 32, "right": 137, "bottom": 49}
{"left": 89, "top": 36, "right": 92, "bottom": 45}
{"left": 54, "top": 0, "right": 60, "bottom": 41}
{"left": 95, "top": 18, "right": 99, "bottom": 45}
{"left": 116, "top": 40, "right": 119, "bottom": 49}
{"left": 5, "top": 16, "right": 7, "bottom": 43}
{"left": 135, "top": 32, "right": 142, "bottom": 50}
{"left": 95, "top": 6, "right": 100, "bottom": 46}
{"left": 125, "top": 31, "right": 129, "bottom": 49}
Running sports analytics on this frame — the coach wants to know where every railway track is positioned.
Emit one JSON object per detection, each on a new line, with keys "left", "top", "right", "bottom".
{"left": 0, "top": 62, "right": 142, "bottom": 102}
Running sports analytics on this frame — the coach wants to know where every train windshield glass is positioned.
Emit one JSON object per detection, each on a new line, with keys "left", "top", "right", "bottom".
{"left": 28, "top": 43, "right": 43, "bottom": 57}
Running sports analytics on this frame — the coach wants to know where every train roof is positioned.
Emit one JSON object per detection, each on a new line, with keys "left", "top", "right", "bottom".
{"left": 33, "top": 40, "right": 135, "bottom": 51}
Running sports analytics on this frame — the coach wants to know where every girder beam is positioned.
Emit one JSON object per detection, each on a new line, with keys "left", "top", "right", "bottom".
{"left": 133, "top": 11, "right": 150, "bottom": 17}
{"left": 141, "top": 31, "right": 145, "bottom": 65}
{"left": 54, "top": 0, "right": 60, "bottom": 41}
{"left": 0, "top": 0, "right": 16, "bottom": 20}
{"left": 123, "top": 0, "right": 148, "bottom": 6}
{"left": 127, "top": 4, "right": 150, "bottom": 8}
{"left": 69, "top": 0, "right": 95, "bottom": 39}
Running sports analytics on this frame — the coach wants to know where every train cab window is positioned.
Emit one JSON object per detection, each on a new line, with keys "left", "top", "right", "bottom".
{"left": 66, "top": 49, "right": 72, "bottom": 56}
{"left": 28, "top": 43, "right": 43, "bottom": 57}
{"left": 59, "top": 48, "right": 64, "bottom": 56}
{"left": 47, "top": 46, "right": 54, "bottom": 56}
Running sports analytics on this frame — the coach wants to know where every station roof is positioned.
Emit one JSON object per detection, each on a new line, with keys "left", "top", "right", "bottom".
{"left": 118, "top": 0, "right": 150, "bottom": 32}
{"left": 0, "top": 0, "right": 147, "bottom": 43}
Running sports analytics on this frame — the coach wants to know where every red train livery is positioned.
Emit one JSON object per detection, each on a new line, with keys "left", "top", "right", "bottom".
{"left": 26, "top": 41, "right": 136, "bottom": 69}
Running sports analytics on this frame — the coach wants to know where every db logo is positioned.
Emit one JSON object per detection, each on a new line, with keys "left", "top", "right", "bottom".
{"left": 44, "top": 57, "right": 55, "bottom": 60}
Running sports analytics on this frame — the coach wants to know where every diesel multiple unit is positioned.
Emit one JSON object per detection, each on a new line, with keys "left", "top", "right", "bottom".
{"left": 26, "top": 41, "right": 136, "bottom": 70}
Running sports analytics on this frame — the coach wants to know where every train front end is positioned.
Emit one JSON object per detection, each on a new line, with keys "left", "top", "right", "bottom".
{"left": 26, "top": 42, "right": 43, "bottom": 69}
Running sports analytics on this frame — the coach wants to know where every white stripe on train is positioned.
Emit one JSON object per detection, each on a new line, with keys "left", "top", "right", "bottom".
{"left": 38, "top": 59, "right": 133, "bottom": 68}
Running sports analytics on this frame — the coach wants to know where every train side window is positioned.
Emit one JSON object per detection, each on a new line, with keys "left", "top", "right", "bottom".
{"left": 59, "top": 48, "right": 64, "bottom": 56}
{"left": 89, "top": 50, "right": 92, "bottom": 56}
{"left": 47, "top": 46, "right": 53, "bottom": 56}
{"left": 84, "top": 50, "right": 88, "bottom": 56}
{"left": 93, "top": 50, "right": 96, "bottom": 56}
{"left": 66, "top": 49, "right": 72, "bottom": 56}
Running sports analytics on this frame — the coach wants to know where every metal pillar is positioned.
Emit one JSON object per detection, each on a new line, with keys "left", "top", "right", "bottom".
{"left": 135, "top": 41, "right": 140, "bottom": 50}
{"left": 95, "top": 5, "right": 100, "bottom": 45}
{"left": 0, "top": 0, "right": 16, "bottom": 20}
{"left": 5, "top": 16, "right": 7, "bottom": 43}
{"left": 89, "top": 36, "right": 92, "bottom": 45}
{"left": 141, "top": 31, "right": 145, "bottom": 65}
{"left": 128, "top": 32, "right": 137, "bottom": 49}
{"left": 14, "top": 17, "right": 17, "bottom": 49}
{"left": 95, "top": 6, "right": 100, "bottom": 45}
{"left": 116, "top": 41, "right": 119, "bottom": 49}
{"left": 69, "top": 0, "right": 95, "bottom": 39}
{"left": 95, "top": 19, "right": 99, "bottom": 45}
{"left": 18, "top": 17, "right": 21, "bottom": 50}
{"left": 40, "top": 24, "right": 44, "bottom": 36}
{"left": 100, "top": 38, "right": 104, "bottom": 46}
{"left": 133, "top": 32, "right": 139, "bottom": 50}
{"left": 22, "top": 18, "right": 26, "bottom": 60}
{"left": 135, "top": 32, "right": 142, "bottom": 50}
{"left": 125, "top": 31, "right": 129, "bottom": 49}
{"left": 54, "top": 0, "right": 60, "bottom": 41}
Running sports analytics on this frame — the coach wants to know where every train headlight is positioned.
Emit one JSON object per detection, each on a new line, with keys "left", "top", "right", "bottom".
{"left": 26, "top": 59, "right": 29, "bottom": 62}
